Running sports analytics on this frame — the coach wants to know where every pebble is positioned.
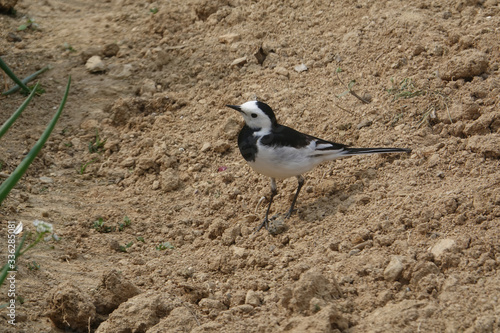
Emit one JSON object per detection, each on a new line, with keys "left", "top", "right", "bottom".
{"left": 231, "top": 56, "right": 247, "bottom": 67}
{"left": 40, "top": 176, "right": 54, "bottom": 184}
{"left": 293, "top": 64, "right": 308, "bottom": 73}
{"left": 274, "top": 66, "right": 289, "bottom": 77}
{"left": 200, "top": 142, "right": 212, "bottom": 152}
{"left": 384, "top": 255, "right": 405, "bottom": 282}
{"left": 430, "top": 238, "right": 456, "bottom": 258}
{"left": 356, "top": 120, "right": 372, "bottom": 129}
{"left": 140, "top": 78, "right": 156, "bottom": 96}
{"left": 103, "top": 43, "right": 119, "bottom": 57}
{"left": 108, "top": 64, "right": 133, "bottom": 79}
{"left": 245, "top": 290, "right": 261, "bottom": 307}
{"left": 218, "top": 33, "right": 240, "bottom": 44}
{"left": 85, "top": 55, "right": 106, "bottom": 73}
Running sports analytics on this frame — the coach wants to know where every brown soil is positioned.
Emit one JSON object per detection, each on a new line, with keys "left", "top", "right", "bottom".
{"left": 1, "top": 0, "right": 500, "bottom": 332}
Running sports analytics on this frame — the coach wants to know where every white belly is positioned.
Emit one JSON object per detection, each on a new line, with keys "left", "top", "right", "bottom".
{"left": 248, "top": 144, "right": 321, "bottom": 179}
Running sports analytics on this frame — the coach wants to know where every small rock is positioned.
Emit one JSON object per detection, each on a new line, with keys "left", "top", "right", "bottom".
{"left": 231, "top": 56, "right": 247, "bottom": 67}
{"left": 39, "top": 176, "right": 54, "bottom": 184}
{"left": 218, "top": 33, "right": 240, "bottom": 44}
{"left": 245, "top": 290, "right": 261, "bottom": 307}
{"left": 140, "top": 78, "right": 157, "bottom": 96}
{"left": 81, "top": 46, "right": 103, "bottom": 63}
{"left": 200, "top": 142, "right": 212, "bottom": 152}
{"left": 274, "top": 66, "right": 289, "bottom": 77}
{"left": 430, "top": 239, "right": 456, "bottom": 258}
{"left": 356, "top": 119, "right": 372, "bottom": 129}
{"left": 384, "top": 256, "right": 405, "bottom": 282}
{"left": 152, "top": 180, "right": 160, "bottom": 190}
{"left": 294, "top": 64, "right": 308, "bottom": 73}
{"left": 232, "top": 246, "right": 248, "bottom": 258}
{"left": 198, "top": 298, "right": 226, "bottom": 311}
{"left": 213, "top": 140, "right": 231, "bottom": 154}
{"left": 85, "top": 55, "right": 106, "bottom": 73}
{"left": 161, "top": 171, "right": 180, "bottom": 192}
{"left": 222, "top": 225, "right": 241, "bottom": 246}
{"left": 109, "top": 64, "right": 133, "bottom": 79}
{"left": 103, "top": 43, "right": 119, "bottom": 57}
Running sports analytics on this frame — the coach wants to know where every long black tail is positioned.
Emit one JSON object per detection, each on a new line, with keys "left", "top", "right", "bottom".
{"left": 343, "top": 147, "right": 411, "bottom": 156}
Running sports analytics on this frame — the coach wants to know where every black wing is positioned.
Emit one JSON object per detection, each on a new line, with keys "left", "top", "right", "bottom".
{"left": 261, "top": 124, "right": 348, "bottom": 151}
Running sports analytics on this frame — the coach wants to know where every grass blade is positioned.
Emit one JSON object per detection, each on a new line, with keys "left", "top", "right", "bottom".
{"left": 0, "top": 83, "right": 39, "bottom": 139}
{"left": 0, "top": 76, "right": 71, "bottom": 205}
{"left": 0, "top": 56, "right": 31, "bottom": 95}
{"left": 2, "top": 65, "right": 51, "bottom": 96}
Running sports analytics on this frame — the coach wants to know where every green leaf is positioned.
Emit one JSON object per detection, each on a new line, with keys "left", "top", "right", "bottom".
{"left": 0, "top": 83, "right": 38, "bottom": 139}
{"left": 0, "top": 56, "right": 31, "bottom": 94}
{"left": 0, "top": 76, "right": 71, "bottom": 205}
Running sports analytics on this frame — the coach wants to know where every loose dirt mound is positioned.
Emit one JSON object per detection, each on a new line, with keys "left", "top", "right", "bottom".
{"left": 1, "top": 0, "right": 499, "bottom": 332}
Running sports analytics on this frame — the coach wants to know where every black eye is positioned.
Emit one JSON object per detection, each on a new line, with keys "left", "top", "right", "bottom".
{"left": 251, "top": 113, "right": 258, "bottom": 118}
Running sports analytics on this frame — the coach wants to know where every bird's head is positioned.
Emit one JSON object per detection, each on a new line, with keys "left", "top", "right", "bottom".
{"left": 226, "top": 101, "right": 277, "bottom": 130}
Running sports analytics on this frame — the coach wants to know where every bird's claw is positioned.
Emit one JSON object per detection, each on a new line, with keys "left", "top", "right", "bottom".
{"left": 253, "top": 218, "right": 269, "bottom": 234}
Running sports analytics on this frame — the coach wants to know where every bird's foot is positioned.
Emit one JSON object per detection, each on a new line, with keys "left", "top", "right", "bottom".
{"left": 253, "top": 219, "right": 268, "bottom": 234}
{"left": 253, "top": 215, "right": 286, "bottom": 235}
{"left": 284, "top": 209, "right": 296, "bottom": 219}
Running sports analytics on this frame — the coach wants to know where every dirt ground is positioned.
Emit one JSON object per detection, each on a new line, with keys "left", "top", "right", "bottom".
{"left": 1, "top": 0, "right": 500, "bottom": 332}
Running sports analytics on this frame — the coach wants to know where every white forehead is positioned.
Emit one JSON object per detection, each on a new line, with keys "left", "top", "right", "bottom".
{"left": 240, "top": 101, "right": 262, "bottom": 113}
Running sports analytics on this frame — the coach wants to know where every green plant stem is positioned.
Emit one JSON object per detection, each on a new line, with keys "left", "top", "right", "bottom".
{"left": 0, "top": 76, "right": 71, "bottom": 205}
{"left": 0, "top": 83, "right": 39, "bottom": 139}
{"left": 0, "top": 56, "right": 31, "bottom": 95}
{"left": 2, "top": 66, "right": 50, "bottom": 95}
{"left": 0, "top": 234, "right": 27, "bottom": 287}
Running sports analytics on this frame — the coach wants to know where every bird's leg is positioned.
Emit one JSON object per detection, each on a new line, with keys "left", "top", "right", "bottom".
{"left": 254, "top": 178, "right": 277, "bottom": 233}
{"left": 285, "top": 175, "right": 304, "bottom": 219}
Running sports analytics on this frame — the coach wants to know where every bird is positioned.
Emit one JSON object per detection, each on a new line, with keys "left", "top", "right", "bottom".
{"left": 226, "top": 101, "right": 411, "bottom": 233}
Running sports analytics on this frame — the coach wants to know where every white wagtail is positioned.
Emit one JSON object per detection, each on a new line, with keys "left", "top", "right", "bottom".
{"left": 226, "top": 101, "right": 411, "bottom": 232}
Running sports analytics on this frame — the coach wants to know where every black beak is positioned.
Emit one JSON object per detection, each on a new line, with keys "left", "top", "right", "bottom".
{"left": 226, "top": 104, "right": 242, "bottom": 112}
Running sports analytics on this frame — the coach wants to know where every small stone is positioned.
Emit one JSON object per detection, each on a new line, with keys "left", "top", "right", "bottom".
{"left": 85, "top": 55, "right": 106, "bottom": 73}
{"left": 218, "top": 33, "right": 240, "bottom": 44}
{"left": 430, "top": 238, "right": 456, "bottom": 258}
{"left": 213, "top": 140, "right": 231, "bottom": 154}
{"left": 294, "top": 64, "right": 308, "bottom": 73}
{"left": 245, "top": 290, "right": 261, "bottom": 307}
{"left": 274, "top": 66, "right": 289, "bottom": 77}
{"left": 140, "top": 78, "right": 156, "bottom": 96}
{"left": 384, "top": 255, "right": 405, "bottom": 282}
{"left": 161, "top": 171, "right": 180, "bottom": 192}
{"left": 152, "top": 180, "right": 160, "bottom": 190}
{"left": 200, "top": 142, "right": 212, "bottom": 152}
{"left": 40, "top": 176, "right": 54, "bottom": 184}
{"left": 232, "top": 246, "right": 248, "bottom": 258}
{"left": 231, "top": 56, "right": 247, "bottom": 67}
{"left": 109, "top": 64, "right": 133, "bottom": 79}
{"left": 103, "top": 43, "right": 119, "bottom": 57}
{"left": 356, "top": 120, "right": 372, "bottom": 129}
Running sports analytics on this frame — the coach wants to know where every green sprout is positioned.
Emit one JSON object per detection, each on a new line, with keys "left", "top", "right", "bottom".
{"left": 92, "top": 218, "right": 114, "bottom": 233}
{"left": 17, "top": 18, "right": 39, "bottom": 31}
{"left": 118, "top": 216, "right": 131, "bottom": 231}
{"left": 28, "top": 261, "right": 40, "bottom": 271}
{"left": 119, "top": 242, "right": 133, "bottom": 252}
{"left": 88, "top": 129, "right": 107, "bottom": 153}
{"left": 387, "top": 78, "right": 424, "bottom": 100}
{"left": 156, "top": 242, "right": 175, "bottom": 251}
